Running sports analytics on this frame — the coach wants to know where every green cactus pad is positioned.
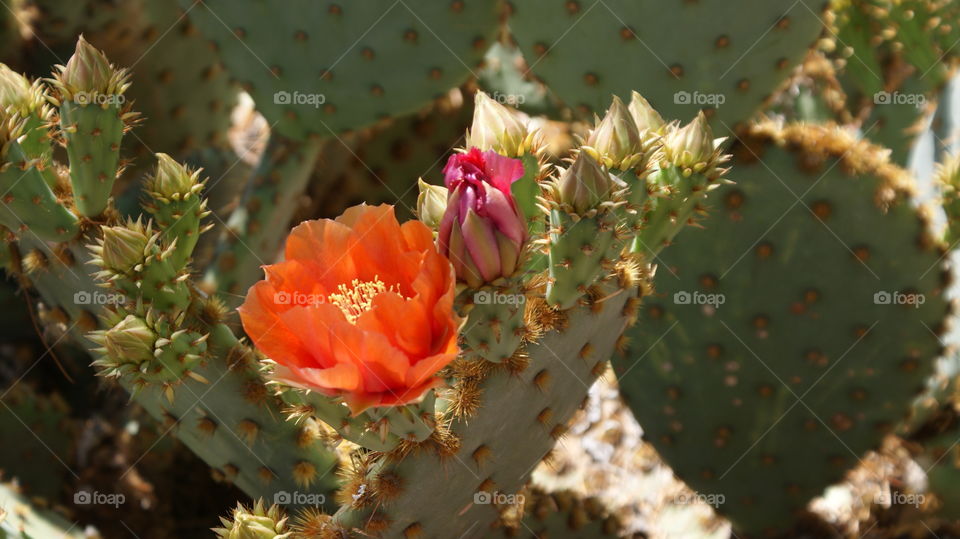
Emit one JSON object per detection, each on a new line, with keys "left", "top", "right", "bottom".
{"left": 332, "top": 279, "right": 633, "bottom": 537}
{"left": 495, "top": 489, "right": 623, "bottom": 538}
{"left": 461, "top": 283, "right": 528, "bottom": 363}
{"left": 181, "top": 0, "right": 500, "bottom": 140}
{"left": 59, "top": 100, "right": 124, "bottom": 217}
{"left": 0, "top": 141, "right": 79, "bottom": 242}
{"left": 614, "top": 122, "right": 952, "bottom": 535}
{"left": 0, "top": 385, "right": 74, "bottom": 500}
{"left": 310, "top": 91, "right": 473, "bottom": 221}
{"left": 509, "top": 0, "right": 823, "bottom": 131}
{"left": 205, "top": 134, "right": 323, "bottom": 299}
{"left": 547, "top": 210, "right": 620, "bottom": 309}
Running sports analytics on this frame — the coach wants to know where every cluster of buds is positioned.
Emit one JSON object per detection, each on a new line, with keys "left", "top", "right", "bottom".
{"left": 89, "top": 306, "right": 209, "bottom": 399}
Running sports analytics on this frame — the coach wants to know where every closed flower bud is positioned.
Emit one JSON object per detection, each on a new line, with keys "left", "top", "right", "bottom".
{"left": 557, "top": 151, "right": 614, "bottom": 215}
{"left": 628, "top": 90, "right": 666, "bottom": 134}
{"left": 417, "top": 178, "right": 448, "bottom": 229}
{"left": 661, "top": 112, "right": 716, "bottom": 170}
{"left": 98, "top": 220, "right": 149, "bottom": 272}
{"left": 0, "top": 65, "right": 33, "bottom": 114}
{"left": 103, "top": 315, "right": 156, "bottom": 364}
{"left": 466, "top": 91, "right": 531, "bottom": 158}
{"left": 149, "top": 153, "right": 202, "bottom": 199}
{"left": 60, "top": 36, "right": 114, "bottom": 94}
{"left": 585, "top": 95, "right": 644, "bottom": 169}
{"left": 439, "top": 148, "right": 527, "bottom": 287}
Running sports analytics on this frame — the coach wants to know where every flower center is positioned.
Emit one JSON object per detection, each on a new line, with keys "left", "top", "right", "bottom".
{"left": 327, "top": 276, "right": 395, "bottom": 323}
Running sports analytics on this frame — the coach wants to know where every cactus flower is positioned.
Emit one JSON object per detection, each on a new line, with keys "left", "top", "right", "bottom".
{"left": 239, "top": 204, "right": 460, "bottom": 413}
{"left": 438, "top": 148, "right": 527, "bottom": 287}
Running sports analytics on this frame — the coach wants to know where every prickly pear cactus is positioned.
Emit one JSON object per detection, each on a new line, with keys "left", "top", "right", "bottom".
{"left": 614, "top": 121, "right": 952, "bottom": 535}
{"left": 509, "top": 0, "right": 824, "bottom": 131}
{"left": 181, "top": 0, "right": 501, "bottom": 140}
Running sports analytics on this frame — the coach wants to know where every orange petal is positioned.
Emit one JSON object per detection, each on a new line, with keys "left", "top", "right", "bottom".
{"left": 238, "top": 281, "right": 315, "bottom": 369}
{"left": 407, "top": 350, "right": 459, "bottom": 388}
{"left": 358, "top": 292, "right": 431, "bottom": 358}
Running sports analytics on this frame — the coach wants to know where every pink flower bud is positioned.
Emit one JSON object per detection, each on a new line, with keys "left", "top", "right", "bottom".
{"left": 438, "top": 148, "right": 527, "bottom": 287}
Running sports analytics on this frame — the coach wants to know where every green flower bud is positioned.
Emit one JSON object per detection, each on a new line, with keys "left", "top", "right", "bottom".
{"left": 149, "top": 153, "right": 202, "bottom": 199}
{"left": 416, "top": 178, "right": 448, "bottom": 229}
{"left": 661, "top": 112, "right": 717, "bottom": 170}
{"left": 215, "top": 502, "right": 290, "bottom": 539}
{"left": 0, "top": 65, "right": 33, "bottom": 114}
{"left": 60, "top": 36, "right": 114, "bottom": 95}
{"left": 585, "top": 95, "right": 644, "bottom": 170}
{"left": 628, "top": 90, "right": 666, "bottom": 134}
{"left": 466, "top": 91, "right": 531, "bottom": 158}
{"left": 557, "top": 152, "right": 614, "bottom": 214}
{"left": 103, "top": 315, "right": 156, "bottom": 364}
{"left": 98, "top": 220, "right": 149, "bottom": 272}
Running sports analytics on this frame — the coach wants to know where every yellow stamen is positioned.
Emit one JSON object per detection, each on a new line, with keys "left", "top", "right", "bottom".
{"left": 327, "top": 276, "right": 395, "bottom": 323}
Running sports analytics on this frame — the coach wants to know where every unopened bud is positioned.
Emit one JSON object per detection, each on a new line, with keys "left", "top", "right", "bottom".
{"left": 103, "top": 315, "right": 156, "bottom": 364}
{"left": 557, "top": 152, "right": 614, "bottom": 214}
{"left": 466, "top": 91, "right": 531, "bottom": 158}
{"left": 585, "top": 95, "right": 645, "bottom": 170}
{"left": 661, "top": 112, "right": 716, "bottom": 170}
{"left": 417, "top": 178, "right": 448, "bottom": 229}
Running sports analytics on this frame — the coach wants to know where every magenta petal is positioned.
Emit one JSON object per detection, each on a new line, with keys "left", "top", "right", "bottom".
{"left": 481, "top": 187, "right": 526, "bottom": 245}
{"left": 481, "top": 150, "right": 524, "bottom": 194}
{"left": 461, "top": 209, "right": 501, "bottom": 281}
{"left": 438, "top": 188, "right": 461, "bottom": 256}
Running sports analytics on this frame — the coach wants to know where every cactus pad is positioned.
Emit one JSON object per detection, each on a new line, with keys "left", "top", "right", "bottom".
{"left": 509, "top": 0, "right": 824, "bottom": 131}
{"left": 614, "top": 122, "right": 952, "bottom": 535}
{"left": 182, "top": 0, "right": 500, "bottom": 140}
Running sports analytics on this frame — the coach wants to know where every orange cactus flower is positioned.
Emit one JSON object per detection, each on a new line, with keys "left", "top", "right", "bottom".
{"left": 238, "top": 204, "right": 460, "bottom": 413}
